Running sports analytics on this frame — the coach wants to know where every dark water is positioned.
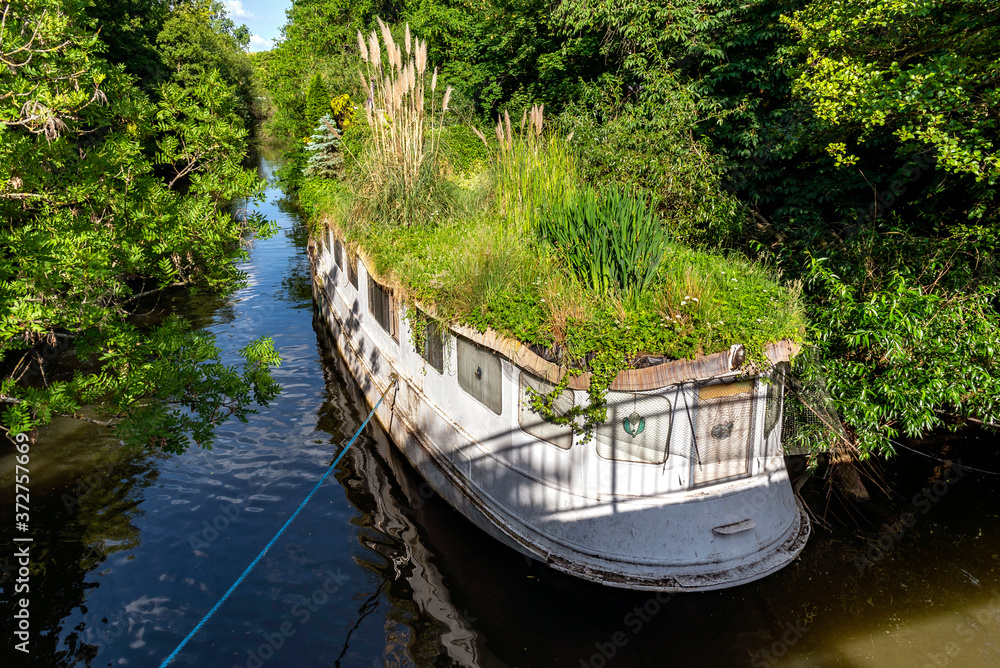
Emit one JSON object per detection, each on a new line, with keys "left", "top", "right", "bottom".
{"left": 3, "top": 148, "right": 1000, "bottom": 667}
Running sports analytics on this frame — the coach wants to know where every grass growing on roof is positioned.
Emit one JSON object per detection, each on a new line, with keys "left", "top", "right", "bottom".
{"left": 335, "top": 197, "right": 804, "bottom": 367}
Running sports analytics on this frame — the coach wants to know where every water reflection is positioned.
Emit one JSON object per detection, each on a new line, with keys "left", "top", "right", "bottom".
{"left": 0, "top": 419, "right": 159, "bottom": 664}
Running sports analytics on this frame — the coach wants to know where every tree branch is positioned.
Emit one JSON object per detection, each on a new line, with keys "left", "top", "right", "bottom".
{"left": 1, "top": 395, "right": 117, "bottom": 427}
{"left": 119, "top": 280, "right": 189, "bottom": 306}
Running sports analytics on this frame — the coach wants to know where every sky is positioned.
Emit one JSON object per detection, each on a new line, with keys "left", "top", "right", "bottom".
{"left": 223, "top": 0, "right": 292, "bottom": 52}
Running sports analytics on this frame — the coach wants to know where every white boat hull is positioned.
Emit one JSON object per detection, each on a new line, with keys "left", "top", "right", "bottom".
{"left": 310, "top": 236, "right": 810, "bottom": 591}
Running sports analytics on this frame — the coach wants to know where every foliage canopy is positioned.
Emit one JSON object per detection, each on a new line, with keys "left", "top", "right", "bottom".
{"left": 1, "top": 0, "right": 280, "bottom": 452}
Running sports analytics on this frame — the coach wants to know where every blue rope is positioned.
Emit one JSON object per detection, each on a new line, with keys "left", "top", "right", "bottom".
{"left": 159, "top": 377, "right": 397, "bottom": 667}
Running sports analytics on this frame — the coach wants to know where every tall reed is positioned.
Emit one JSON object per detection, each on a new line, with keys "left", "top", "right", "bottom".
{"left": 472, "top": 105, "right": 578, "bottom": 233}
{"left": 355, "top": 19, "right": 452, "bottom": 223}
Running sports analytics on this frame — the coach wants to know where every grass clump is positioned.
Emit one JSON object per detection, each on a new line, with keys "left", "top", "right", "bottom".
{"left": 536, "top": 184, "right": 666, "bottom": 297}
{"left": 481, "top": 105, "right": 579, "bottom": 232}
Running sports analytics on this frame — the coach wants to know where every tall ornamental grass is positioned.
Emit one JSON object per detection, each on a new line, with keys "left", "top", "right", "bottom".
{"left": 354, "top": 19, "right": 453, "bottom": 226}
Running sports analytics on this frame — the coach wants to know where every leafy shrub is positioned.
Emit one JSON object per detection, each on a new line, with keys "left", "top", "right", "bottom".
{"left": 329, "top": 93, "right": 355, "bottom": 130}
{"left": 536, "top": 185, "right": 667, "bottom": 296}
{"left": 339, "top": 121, "right": 371, "bottom": 163}
{"left": 557, "top": 92, "right": 743, "bottom": 246}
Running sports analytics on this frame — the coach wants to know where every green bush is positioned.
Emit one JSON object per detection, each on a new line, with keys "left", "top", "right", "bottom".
{"left": 339, "top": 121, "right": 371, "bottom": 170}
{"left": 557, "top": 94, "right": 743, "bottom": 246}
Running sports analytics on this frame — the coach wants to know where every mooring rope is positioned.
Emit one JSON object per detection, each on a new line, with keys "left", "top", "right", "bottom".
{"left": 159, "top": 375, "right": 399, "bottom": 667}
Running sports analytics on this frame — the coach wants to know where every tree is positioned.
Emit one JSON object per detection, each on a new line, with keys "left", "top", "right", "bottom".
{"left": 157, "top": 0, "right": 262, "bottom": 124}
{"left": 84, "top": 0, "right": 170, "bottom": 86}
{"left": 1, "top": 0, "right": 280, "bottom": 452}
{"left": 304, "top": 73, "right": 329, "bottom": 134}
{"left": 783, "top": 0, "right": 1000, "bottom": 184}
{"left": 765, "top": 0, "right": 1000, "bottom": 457}
{"left": 304, "top": 116, "right": 345, "bottom": 178}
{"left": 259, "top": 0, "right": 393, "bottom": 139}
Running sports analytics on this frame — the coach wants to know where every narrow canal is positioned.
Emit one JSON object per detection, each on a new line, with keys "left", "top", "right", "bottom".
{"left": 3, "top": 148, "right": 1000, "bottom": 667}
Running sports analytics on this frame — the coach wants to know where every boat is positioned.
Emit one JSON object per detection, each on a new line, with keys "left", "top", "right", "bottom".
{"left": 308, "top": 231, "right": 810, "bottom": 591}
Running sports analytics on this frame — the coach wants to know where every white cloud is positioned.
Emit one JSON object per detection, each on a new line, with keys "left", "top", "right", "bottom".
{"left": 224, "top": 1, "right": 256, "bottom": 20}
{"left": 248, "top": 34, "right": 274, "bottom": 52}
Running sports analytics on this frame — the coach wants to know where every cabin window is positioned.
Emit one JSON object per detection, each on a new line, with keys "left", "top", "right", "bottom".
{"left": 692, "top": 381, "right": 754, "bottom": 486}
{"left": 334, "top": 239, "right": 343, "bottom": 270}
{"left": 596, "top": 391, "right": 672, "bottom": 463}
{"left": 419, "top": 319, "right": 445, "bottom": 373}
{"left": 519, "top": 372, "right": 574, "bottom": 450}
{"left": 764, "top": 363, "right": 788, "bottom": 438}
{"left": 368, "top": 277, "right": 398, "bottom": 340}
{"left": 457, "top": 337, "right": 502, "bottom": 415}
{"left": 347, "top": 253, "right": 359, "bottom": 289}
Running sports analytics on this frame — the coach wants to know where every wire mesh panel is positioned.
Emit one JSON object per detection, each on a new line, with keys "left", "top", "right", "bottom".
{"left": 764, "top": 374, "right": 783, "bottom": 440}
{"left": 518, "top": 371, "right": 574, "bottom": 450}
{"left": 780, "top": 355, "right": 844, "bottom": 455}
{"left": 457, "top": 337, "right": 503, "bottom": 415}
{"left": 596, "top": 391, "right": 672, "bottom": 464}
{"left": 692, "top": 381, "right": 754, "bottom": 486}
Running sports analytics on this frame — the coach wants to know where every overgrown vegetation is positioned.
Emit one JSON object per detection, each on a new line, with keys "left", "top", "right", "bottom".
{"left": 292, "top": 26, "right": 805, "bottom": 436}
{"left": 260, "top": 0, "right": 1000, "bottom": 459}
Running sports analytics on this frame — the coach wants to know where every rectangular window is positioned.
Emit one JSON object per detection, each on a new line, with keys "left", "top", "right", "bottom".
{"left": 347, "top": 253, "right": 359, "bottom": 289}
{"left": 368, "top": 277, "right": 397, "bottom": 340}
{"left": 692, "top": 381, "right": 754, "bottom": 486}
{"left": 457, "top": 337, "right": 502, "bottom": 415}
{"left": 519, "top": 372, "right": 574, "bottom": 450}
{"left": 596, "top": 391, "right": 671, "bottom": 463}
{"left": 334, "top": 239, "right": 343, "bottom": 270}
{"left": 420, "top": 320, "right": 445, "bottom": 373}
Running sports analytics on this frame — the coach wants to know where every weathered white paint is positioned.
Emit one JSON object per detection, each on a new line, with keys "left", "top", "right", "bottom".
{"left": 311, "top": 240, "right": 810, "bottom": 591}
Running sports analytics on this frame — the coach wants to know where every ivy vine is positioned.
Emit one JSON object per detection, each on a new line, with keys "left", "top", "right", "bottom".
{"left": 525, "top": 348, "right": 629, "bottom": 443}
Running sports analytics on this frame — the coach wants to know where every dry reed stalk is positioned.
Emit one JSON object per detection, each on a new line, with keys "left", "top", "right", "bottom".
{"left": 356, "top": 20, "right": 451, "bottom": 207}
